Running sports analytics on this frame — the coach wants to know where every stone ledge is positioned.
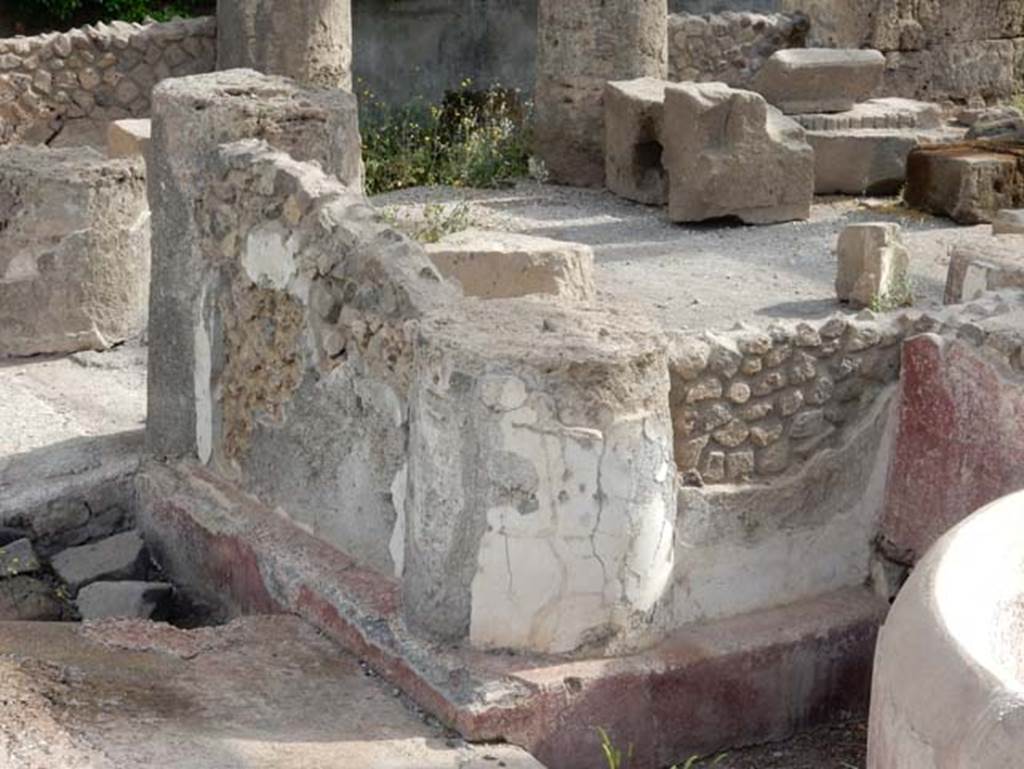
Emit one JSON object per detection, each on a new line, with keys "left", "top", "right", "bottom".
{"left": 137, "top": 459, "right": 886, "bottom": 769}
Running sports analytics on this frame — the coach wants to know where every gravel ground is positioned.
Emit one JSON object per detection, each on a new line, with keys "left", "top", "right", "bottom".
{"left": 374, "top": 182, "right": 995, "bottom": 334}
{"left": 684, "top": 716, "right": 867, "bottom": 769}
{"left": 0, "top": 343, "right": 146, "bottom": 458}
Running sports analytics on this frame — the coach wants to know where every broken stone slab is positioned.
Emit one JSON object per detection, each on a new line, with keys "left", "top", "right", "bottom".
{"left": 107, "top": 118, "right": 151, "bottom": 159}
{"left": 663, "top": 81, "right": 814, "bottom": 224}
{"left": 944, "top": 238, "right": 1024, "bottom": 304}
{"left": 751, "top": 48, "right": 885, "bottom": 114}
{"left": 993, "top": 209, "right": 1024, "bottom": 236}
{"left": 51, "top": 530, "right": 148, "bottom": 593}
{"left": 835, "top": 223, "right": 911, "bottom": 308}
{"left": 424, "top": 229, "right": 595, "bottom": 301}
{"left": 75, "top": 580, "right": 173, "bottom": 620}
{"left": 0, "top": 146, "right": 149, "bottom": 358}
{"left": 905, "top": 144, "right": 1024, "bottom": 224}
{"left": 0, "top": 538, "right": 40, "bottom": 577}
{"left": 604, "top": 77, "right": 668, "bottom": 205}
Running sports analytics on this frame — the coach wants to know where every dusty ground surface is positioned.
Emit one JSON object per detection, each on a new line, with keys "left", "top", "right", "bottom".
{"left": 375, "top": 183, "right": 993, "bottom": 333}
{"left": 0, "top": 343, "right": 146, "bottom": 458}
{"left": 0, "top": 615, "right": 542, "bottom": 769}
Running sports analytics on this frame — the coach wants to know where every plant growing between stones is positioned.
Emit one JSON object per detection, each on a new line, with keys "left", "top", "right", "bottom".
{"left": 870, "top": 271, "right": 914, "bottom": 313}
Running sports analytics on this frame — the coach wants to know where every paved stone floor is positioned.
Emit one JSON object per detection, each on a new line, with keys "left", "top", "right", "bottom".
{"left": 0, "top": 616, "right": 542, "bottom": 769}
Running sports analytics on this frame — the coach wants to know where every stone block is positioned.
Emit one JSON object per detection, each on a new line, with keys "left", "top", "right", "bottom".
{"left": 75, "top": 580, "right": 172, "bottom": 619}
{"left": 425, "top": 229, "right": 595, "bottom": 301}
{"left": 604, "top": 77, "right": 667, "bottom": 205}
{"left": 944, "top": 238, "right": 1024, "bottom": 304}
{"left": 835, "top": 223, "right": 911, "bottom": 308}
{"left": 751, "top": 48, "right": 885, "bottom": 114}
{"left": 0, "top": 146, "right": 149, "bottom": 358}
{"left": 905, "top": 144, "right": 1024, "bottom": 224}
{"left": 993, "top": 209, "right": 1024, "bottom": 235}
{"left": 663, "top": 81, "right": 814, "bottom": 224}
{"left": 0, "top": 538, "right": 40, "bottom": 577}
{"left": 107, "top": 117, "right": 150, "bottom": 158}
{"left": 51, "top": 529, "right": 147, "bottom": 593}
{"left": 807, "top": 130, "right": 920, "bottom": 196}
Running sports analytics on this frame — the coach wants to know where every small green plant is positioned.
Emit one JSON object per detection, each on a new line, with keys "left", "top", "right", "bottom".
{"left": 597, "top": 727, "right": 727, "bottom": 769}
{"left": 869, "top": 271, "right": 914, "bottom": 313}
{"left": 598, "top": 728, "right": 633, "bottom": 769}
{"left": 14, "top": 0, "right": 209, "bottom": 26}
{"left": 360, "top": 79, "right": 532, "bottom": 195}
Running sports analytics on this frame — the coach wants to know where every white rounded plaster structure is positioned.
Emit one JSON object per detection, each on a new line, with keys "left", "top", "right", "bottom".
{"left": 867, "top": 490, "right": 1024, "bottom": 769}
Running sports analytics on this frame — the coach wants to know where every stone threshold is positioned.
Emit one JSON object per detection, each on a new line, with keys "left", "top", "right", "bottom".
{"left": 137, "top": 459, "right": 887, "bottom": 769}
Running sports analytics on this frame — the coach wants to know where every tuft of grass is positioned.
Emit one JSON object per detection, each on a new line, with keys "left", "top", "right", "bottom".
{"left": 598, "top": 727, "right": 727, "bottom": 769}
{"left": 360, "top": 79, "right": 533, "bottom": 195}
{"left": 869, "top": 270, "right": 914, "bottom": 313}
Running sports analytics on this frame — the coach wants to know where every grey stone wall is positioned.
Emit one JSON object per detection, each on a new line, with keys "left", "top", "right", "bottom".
{"left": 667, "top": 11, "right": 808, "bottom": 86}
{"left": 352, "top": 0, "right": 536, "bottom": 106}
{"left": 670, "top": 296, "right": 1024, "bottom": 484}
{"left": 0, "top": 16, "right": 215, "bottom": 147}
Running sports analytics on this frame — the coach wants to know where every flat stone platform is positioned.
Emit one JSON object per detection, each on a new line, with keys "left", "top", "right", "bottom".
{"left": 0, "top": 615, "right": 542, "bottom": 769}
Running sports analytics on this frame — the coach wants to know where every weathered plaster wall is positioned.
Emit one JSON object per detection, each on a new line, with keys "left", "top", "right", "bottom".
{"left": 0, "top": 17, "right": 214, "bottom": 147}
{"left": 145, "top": 69, "right": 362, "bottom": 461}
{"left": 195, "top": 139, "right": 453, "bottom": 574}
{"left": 881, "top": 319, "right": 1024, "bottom": 564}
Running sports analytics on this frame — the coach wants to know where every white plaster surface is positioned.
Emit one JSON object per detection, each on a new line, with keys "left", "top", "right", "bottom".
{"left": 868, "top": 490, "right": 1024, "bottom": 769}
{"left": 469, "top": 381, "right": 675, "bottom": 654}
{"left": 243, "top": 223, "right": 299, "bottom": 292}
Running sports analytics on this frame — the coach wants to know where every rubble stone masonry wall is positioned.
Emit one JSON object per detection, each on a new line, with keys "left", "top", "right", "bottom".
{"left": 667, "top": 11, "right": 809, "bottom": 87}
{"left": 0, "top": 16, "right": 215, "bottom": 146}
{"left": 670, "top": 296, "right": 1024, "bottom": 484}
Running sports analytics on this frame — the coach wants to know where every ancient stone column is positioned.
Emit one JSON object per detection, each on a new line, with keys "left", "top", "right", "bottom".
{"left": 534, "top": 0, "right": 667, "bottom": 187}
{"left": 217, "top": 0, "right": 353, "bottom": 89}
